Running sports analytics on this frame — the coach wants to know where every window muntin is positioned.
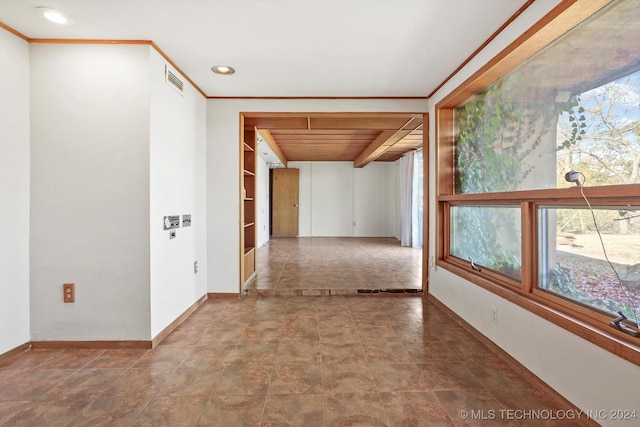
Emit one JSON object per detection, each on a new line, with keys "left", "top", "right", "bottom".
{"left": 537, "top": 206, "right": 640, "bottom": 324}
{"left": 454, "top": 0, "right": 640, "bottom": 194}
{"left": 450, "top": 206, "right": 521, "bottom": 281}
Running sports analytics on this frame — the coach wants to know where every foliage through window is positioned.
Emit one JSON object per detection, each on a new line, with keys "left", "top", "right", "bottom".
{"left": 450, "top": 206, "right": 521, "bottom": 281}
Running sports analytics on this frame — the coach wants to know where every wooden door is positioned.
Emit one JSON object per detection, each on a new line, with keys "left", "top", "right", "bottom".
{"left": 272, "top": 168, "right": 299, "bottom": 236}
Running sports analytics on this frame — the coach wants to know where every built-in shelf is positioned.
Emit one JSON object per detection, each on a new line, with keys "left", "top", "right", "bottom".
{"left": 241, "top": 121, "right": 257, "bottom": 289}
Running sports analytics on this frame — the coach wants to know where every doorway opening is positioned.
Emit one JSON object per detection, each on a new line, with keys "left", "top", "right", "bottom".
{"left": 240, "top": 112, "right": 428, "bottom": 295}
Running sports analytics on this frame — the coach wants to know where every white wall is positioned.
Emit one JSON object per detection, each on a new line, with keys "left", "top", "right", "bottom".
{"left": 354, "top": 162, "right": 395, "bottom": 237}
{"left": 30, "top": 44, "right": 151, "bottom": 340}
{"left": 286, "top": 161, "right": 396, "bottom": 237}
{"left": 206, "top": 99, "right": 427, "bottom": 293}
{"left": 149, "top": 51, "right": 207, "bottom": 339}
{"left": 256, "top": 156, "right": 269, "bottom": 247}
{"left": 391, "top": 159, "right": 401, "bottom": 239}
{"left": 428, "top": 1, "right": 640, "bottom": 424}
{"left": 310, "top": 162, "right": 354, "bottom": 236}
{"left": 0, "top": 30, "right": 31, "bottom": 354}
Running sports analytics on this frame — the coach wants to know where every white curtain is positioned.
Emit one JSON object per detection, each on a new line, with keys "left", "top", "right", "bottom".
{"left": 411, "top": 150, "right": 423, "bottom": 248}
{"left": 400, "top": 150, "right": 423, "bottom": 248}
{"left": 400, "top": 151, "right": 414, "bottom": 246}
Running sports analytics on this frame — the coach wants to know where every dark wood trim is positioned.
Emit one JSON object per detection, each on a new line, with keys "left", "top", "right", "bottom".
{"left": 30, "top": 340, "right": 152, "bottom": 349}
{"left": 30, "top": 293, "right": 209, "bottom": 350}
{"left": 0, "top": 342, "right": 32, "bottom": 361}
{"left": 207, "top": 293, "right": 240, "bottom": 299}
{"left": 427, "top": 294, "right": 601, "bottom": 427}
{"left": 151, "top": 294, "right": 208, "bottom": 347}
{"left": 29, "top": 38, "right": 152, "bottom": 45}
{"left": 240, "top": 114, "right": 247, "bottom": 294}
{"left": 426, "top": 0, "right": 538, "bottom": 99}
{"left": 439, "top": 185, "right": 640, "bottom": 202}
{"left": 208, "top": 96, "right": 429, "bottom": 100}
{"left": 435, "top": 0, "right": 608, "bottom": 109}
{"left": 241, "top": 111, "right": 428, "bottom": 118}
{"left": 0, "top": 22, "right": 29, "bottom": 41}
{"left": 435, "top": 109, "right": 454, "bottom": 197}
{"left": 15, "top": 37, "right": 207, "bottom": 99}
{"left": 423, "top": 113, "right": 430, "bottom": 294}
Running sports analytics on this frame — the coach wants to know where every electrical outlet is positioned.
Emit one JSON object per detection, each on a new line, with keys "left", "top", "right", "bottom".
{"left": 491, "top": 306, "right": 498, "bottom": 324}
{"left": 63, "top": 283, "right": 75, "bottom": 303}
{"left": 194, "top": 260, "right": 198, "bottom": 274}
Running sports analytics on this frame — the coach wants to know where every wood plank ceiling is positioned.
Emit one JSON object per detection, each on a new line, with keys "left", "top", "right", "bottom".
{"left": 243, "top": 113, "right": 424, "bottom": 168}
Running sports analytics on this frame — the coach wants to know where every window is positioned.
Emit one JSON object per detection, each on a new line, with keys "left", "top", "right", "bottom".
{"left": 538, "top": 206, "right": 640, "bottom": 325}
{"left": 450, "top": 205, "right": 521, "bottom": 281}
{"left": 437, "top": 0, "right": 640, "bottom": 363}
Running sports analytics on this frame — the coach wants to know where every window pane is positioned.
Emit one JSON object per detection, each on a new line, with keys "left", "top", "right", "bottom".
{"left": 538, "top": 207, "right": 640, "bottom": 324}
{"left": 557, "top": 71, "right": 640, "bottom": 186}
{"left": 454, "top": 0, "right": 640, "bottom": 194}
{"left": 450, "top": 206, "right": 521, "bottom": 280}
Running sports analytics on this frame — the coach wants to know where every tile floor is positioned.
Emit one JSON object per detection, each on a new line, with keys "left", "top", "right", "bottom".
{"left": 0, "top": 238, "right": 590, "bottom": 426}
{"left": 247, "top": 237, "right": 424, "bottom": 296}
{"left": 0, "top": 294, "right": 589, "bottom": 426}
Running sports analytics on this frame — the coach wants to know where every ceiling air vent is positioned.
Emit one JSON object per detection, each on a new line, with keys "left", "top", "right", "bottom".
{"left": 165, "top": 65, "right": 184, "bottom": 96}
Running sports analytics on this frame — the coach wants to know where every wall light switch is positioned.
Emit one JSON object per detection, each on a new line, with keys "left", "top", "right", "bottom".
{"left": 163, "top": 215, "right": 180, "bottom": 230}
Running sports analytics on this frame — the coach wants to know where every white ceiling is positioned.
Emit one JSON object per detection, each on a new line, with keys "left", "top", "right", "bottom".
{"left": 0, "top": 0, "right": 531, "bottom": 98}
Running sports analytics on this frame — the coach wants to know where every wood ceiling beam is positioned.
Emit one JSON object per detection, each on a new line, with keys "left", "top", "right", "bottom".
{"left": 258, "top": 129, "right": 288, "bottom": 167}
{"left": 354, "top": 119, "right": 423, "bottom": 168}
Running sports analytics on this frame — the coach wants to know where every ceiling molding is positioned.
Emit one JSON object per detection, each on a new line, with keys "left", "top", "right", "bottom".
{"left": 0, "top": 22, "right": 28, "bottom": 41}
{"left": 426, "top": 0, "right": 537, "bottom": 99}
{"left": 208, "top": 96, "right": 429, "bottom": 100}
{"left": 0, "top": 21, "right": 208, "bottom": 99}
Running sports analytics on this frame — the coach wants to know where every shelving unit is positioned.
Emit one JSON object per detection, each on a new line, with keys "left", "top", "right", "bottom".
{"left": 240, "top": 117, "right": 257, "bottom": 290}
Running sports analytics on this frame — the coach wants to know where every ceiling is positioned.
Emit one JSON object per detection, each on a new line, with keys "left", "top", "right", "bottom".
{"left": 247, "top": 113, "right": 424, "bottom": 167}
{"left": 0, "top": 0, "right": 534, "bottom": 163}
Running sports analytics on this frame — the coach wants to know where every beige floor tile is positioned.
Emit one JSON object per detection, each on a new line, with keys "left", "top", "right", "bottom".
{"left": 132, "top": 395, "right": 207, "bottom": 427}
{"left": 324, "top": 392, "right": 390, "bottom": 427}
{"left": 196, "top": 395, "right": 266, "bottom": 427}
{"left": 267, "top": 364, "right": 323, "bottom": 394}
{"left": 370, "top": 362, "right": 432, "bottom": 392}
{"left": 261, "top": 393, "right": 324, "bottom": 427}
{"left": 0, "top": 239, "right": 584, "bottom": 426}
{"left": 322, "top": 363, "right": 377, "bottom": 393}
{"left": 380, "top": 391, "right": 455, "bottom": 426}
{"left": 214, "top": 365, "right": 273, "bottom": 396}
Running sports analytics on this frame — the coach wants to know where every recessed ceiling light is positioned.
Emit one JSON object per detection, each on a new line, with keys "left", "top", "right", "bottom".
{"left": 36, "top": 6, "right": 68, "bottom": 24}
{"left": 211, "top": 65, "right": 236, "bottom": 75}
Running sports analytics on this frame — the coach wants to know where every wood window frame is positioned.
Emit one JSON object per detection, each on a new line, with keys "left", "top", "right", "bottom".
{"left": 435, "top": 0, "right": 640, "bottom": 365}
